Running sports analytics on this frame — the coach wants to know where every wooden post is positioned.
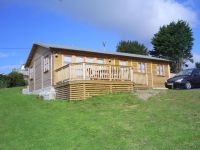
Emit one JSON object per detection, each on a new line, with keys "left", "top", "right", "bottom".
{"left": 145, "top": 63, "right": 148, "bottom": 86}
{"left": 83, "top": 63, "right": 86, "bottom": 80}
{"left": 55, "top": 70, "right": 57, "bottom": 84}
{"left": 62, "top": 68, "right": 64, "bottom": 83}
{"left": 151, "top": 63, "right": 154, "bottom": 88}
{"left": 130, "top": 67, "right": 134, "bottom": 82}
{"left": 109, "top": 65, "right": 112, "bottom": 81}
{"left": 69, "top": 64, "right": 71, "bottom": 81}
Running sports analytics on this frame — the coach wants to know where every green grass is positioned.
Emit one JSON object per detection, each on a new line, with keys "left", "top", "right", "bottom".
{"left": 0, "top": 88, "right": 200, "bottom": 150}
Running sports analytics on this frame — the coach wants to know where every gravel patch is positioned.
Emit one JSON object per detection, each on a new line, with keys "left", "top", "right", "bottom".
{"left": 134, "top": 89, "right": 167, "bottom": 100}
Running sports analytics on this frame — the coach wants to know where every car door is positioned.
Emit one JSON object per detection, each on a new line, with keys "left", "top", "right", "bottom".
{"left": 197, "top": 70, "right": 200, "bottom": 87}
{"left": 192, "top": 70, "right": 200, "bottom": 87}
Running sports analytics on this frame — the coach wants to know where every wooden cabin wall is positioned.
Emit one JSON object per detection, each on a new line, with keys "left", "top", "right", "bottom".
{"left": 52, "top": 49, "right": 170, "bottom": 88}
{"left": 152, "top": 63, "right": 170, "bottom": 88}
{"left": 131, "top": 59, "right": 152, "bottom": 88}
{"left": 29, "top": 47, "right": 52, "bottom": 92}
{"left": 52, "top": 52, "right": 62, "bottom": 85}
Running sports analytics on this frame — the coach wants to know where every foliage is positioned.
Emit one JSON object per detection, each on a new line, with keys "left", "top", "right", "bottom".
{"left": 7, "top": 71, "right": 27, "bottom": 87}
{"left": 0, "top": 71, "right": 27, "bottom": 88}
{"left": 150, "top": 20, "right": 194, "bottom": 73}
{"left": 0, "top": 74, "right": 10, "bottom": 88}
{"left": 116, "top": 40, "right": 149, "bottom": 55}
{"left": 0, "top": 87, "right": 200, "bottom": 149}
{"left": 195, "top": 62, "right": 200, "bottom": 68}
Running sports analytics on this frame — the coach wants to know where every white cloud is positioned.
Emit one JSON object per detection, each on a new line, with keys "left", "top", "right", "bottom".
{"left": 0, "top": 52, "right": 9, "bottom": 58}
{"left": 5, "top": 0, "right": 198, "bottom": 43}
{"left": 187, "top": 53, "right": 200, "bottom": 68}
{"left": 193, "top": 53, "right": 200, "bottom": 63}
{"left": 0, "top": 52, "right": 15, "bottom": 58}
{"left": 0, "top": 65, "right": 20, "bottom": 73}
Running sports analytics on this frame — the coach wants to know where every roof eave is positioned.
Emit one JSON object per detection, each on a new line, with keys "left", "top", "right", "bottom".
{"left": 25, "top": 43, "right": 171, "bottom": 68}
{"left": 50, "top": 47, "right": 171, "bottom": 62}
{"left": 25, "top": 43, "right": 50, "bottom": 68}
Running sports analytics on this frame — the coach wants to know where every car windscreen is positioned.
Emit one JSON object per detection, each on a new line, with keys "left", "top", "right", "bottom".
{"left": 176, "top": 69, "right": 193, "bottom": 76}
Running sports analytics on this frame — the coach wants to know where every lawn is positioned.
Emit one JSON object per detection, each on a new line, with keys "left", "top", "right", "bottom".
{"left": 0, "top": 88, "right": 200, "bottom": 150}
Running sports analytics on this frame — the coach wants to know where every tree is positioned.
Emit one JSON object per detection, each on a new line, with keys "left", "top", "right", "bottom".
{"left": 150, "top": 20, "right": 193, "bottom": 73}
{"left": 196, "top": 62, "right": 200, "bottom": 68}
{"left": 0, "top": 74, "right": 10, "bottom": 88}
{"left": 8, "top": 71, "right": 26, "bottom": 87}
{"left": 116, "top": 40, "right": 148, "bottom": 55}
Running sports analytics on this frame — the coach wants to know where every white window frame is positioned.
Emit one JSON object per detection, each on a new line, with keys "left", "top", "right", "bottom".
{"left": 76, "top": 56, "right": 84, "bottom": 63}
{"left": 138, "top": 62, "right": 146, "bottom": 73}
{"left": 157, "top": 64, "right": 164, "bottom": 76}
{"left": 119, "top": 60, "right": 128, "bottom": 66}
{"left": 63, "top": 55, "right": 72, "bottom": 66}
{"left": 97, "top": 58, "right": 104, "bottom": 64}
{"left": 43, "top": 56, "right": 50, "bottom": 73}
{"left": 86, "top": 57, "right": 94, "bottom": 63}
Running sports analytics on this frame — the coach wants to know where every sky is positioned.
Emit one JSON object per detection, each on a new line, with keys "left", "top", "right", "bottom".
{"left": 0, "top": 0, "right": 200, "bottom": 74}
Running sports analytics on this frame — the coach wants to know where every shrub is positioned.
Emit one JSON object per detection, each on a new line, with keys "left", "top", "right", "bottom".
{"left": 7, "top": 71, "right": 27, "bottom": 87}
{"left": 0, "top": 74, "right": 10, "bottom": 88}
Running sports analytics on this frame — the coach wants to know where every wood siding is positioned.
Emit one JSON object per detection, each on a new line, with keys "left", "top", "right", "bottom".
{"left": 29, "top": 47, "right": 52, "bottom": 92}
{"left": 55, "top": 80, "right": 134, "bottom": 100}
{"left": 52, "top": 49, "right": 170, "bottom": 89}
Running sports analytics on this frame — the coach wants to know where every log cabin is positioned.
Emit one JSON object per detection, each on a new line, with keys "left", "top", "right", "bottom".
{"left": 25, "top": 43, "right": 171, "bottom": 100}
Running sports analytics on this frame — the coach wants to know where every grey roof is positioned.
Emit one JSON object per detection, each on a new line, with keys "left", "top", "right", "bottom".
{"left": 34, "top": 42, "right": 171, "bottom": 62}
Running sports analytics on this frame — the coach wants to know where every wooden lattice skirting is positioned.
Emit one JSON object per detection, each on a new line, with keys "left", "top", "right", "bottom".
{"left": 55, "top": 80, "right": 135, "bottom": 100}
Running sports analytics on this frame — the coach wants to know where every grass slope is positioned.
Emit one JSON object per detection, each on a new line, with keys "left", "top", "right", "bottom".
{"left": 0, "top": 88, "right": 200, "bottom": 150}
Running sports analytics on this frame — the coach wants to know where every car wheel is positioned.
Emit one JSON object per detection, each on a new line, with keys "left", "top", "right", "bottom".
{"left": 185, "top": 82, "right": 192, "bottom": 89}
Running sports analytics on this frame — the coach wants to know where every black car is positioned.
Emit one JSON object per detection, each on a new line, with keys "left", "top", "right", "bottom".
{"left": 165, "top": 68, "right": 200, "bottom": 89}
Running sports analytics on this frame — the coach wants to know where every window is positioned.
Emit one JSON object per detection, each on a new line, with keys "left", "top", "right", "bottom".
{"left": 138, "top": 62, "right": 146, "bottom": 73}
{"left": 119, "top": 60, "right": 128, "bottom": 66}
{"left": 43, "top": 56, "right": 50, "bottom": 72}
{"left": 157, "top": 64, "right": 164, "bottom": 76}
{"left": 176, "top": 69, "right": 193, "bottom": 76}
{"left": 29, "top": 67, "right": 34, "bottom": 79}
{"left": 86, "top": 57, "right": 94, "bottom": 63}
{"left": 97, "top": 58, "right": 104, "bottom": 64}
{"left": 63, "top": 55, "right": 72, "bottom": 65}
{"left": 194, "top": 70, "right": 200, "bottom": 77}
{"left": 197, "top": 70, "right": 200, "bottom": 76}
{"left": 76, "top": 56, "right": 84, "bottom": 63}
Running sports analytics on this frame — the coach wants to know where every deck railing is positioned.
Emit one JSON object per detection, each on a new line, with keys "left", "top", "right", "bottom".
{"left": 55, "top": 62, "right": 148, "bottom": 85}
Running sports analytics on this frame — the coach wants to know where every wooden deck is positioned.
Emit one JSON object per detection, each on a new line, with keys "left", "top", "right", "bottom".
{"left": 54, "top": 63, "right": 149, "bottom": 100}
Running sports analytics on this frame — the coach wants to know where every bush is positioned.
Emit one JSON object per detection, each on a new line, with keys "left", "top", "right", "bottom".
{"left": 0, "top": 71, "right": 27, "bottom": 88}
{"left": 8, "top": 71, "right": 27, "bottom": 87}
{"left": 0, "top": 74, "right": 10, "bottom": 88}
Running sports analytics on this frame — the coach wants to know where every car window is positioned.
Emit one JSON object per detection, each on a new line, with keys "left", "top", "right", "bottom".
{"left": 194, "top": 70, "right": 200, "bottom": 77}
{"left": 197, "top": 70, "right": 200, "bottom": 76}
{"left": 176, "top": 69, "right": 193, "bottom": 76}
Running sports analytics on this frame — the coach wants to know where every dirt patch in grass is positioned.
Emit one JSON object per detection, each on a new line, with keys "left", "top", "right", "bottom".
{"left": 134, "top": 89, "right": 167, "bottom": 100}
